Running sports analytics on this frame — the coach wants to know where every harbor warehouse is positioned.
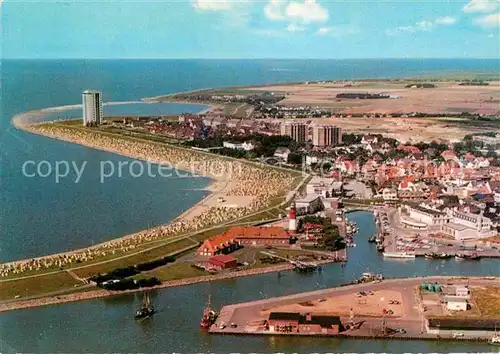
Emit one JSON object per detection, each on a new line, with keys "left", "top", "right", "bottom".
{"left": 208, "top": 255, "right": 238, "bottom": 269}
{"left": 268, "top": 312, "right": 342, "bottom": 335}
{"left": 198, "top": 226, "right": 290, "bottom": 256}
{"left": 234, "top": 226, "right": 291, "bottom": 246}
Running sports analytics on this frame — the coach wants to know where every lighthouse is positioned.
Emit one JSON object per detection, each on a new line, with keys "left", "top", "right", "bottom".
{"left": 288, "top": 202, "right": 297, "bottom": 233}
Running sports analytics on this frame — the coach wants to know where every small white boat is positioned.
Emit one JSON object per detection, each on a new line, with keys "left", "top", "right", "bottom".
{"left": 489, "top": 334, "right": 500, "bottom": 345}
{"left": 383, "top": 251, "right": 416, "bottom": 259}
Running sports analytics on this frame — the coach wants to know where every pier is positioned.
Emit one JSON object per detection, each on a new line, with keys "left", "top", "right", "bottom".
{"left": 209, "top": 276, "right": 500, "bottom": 342}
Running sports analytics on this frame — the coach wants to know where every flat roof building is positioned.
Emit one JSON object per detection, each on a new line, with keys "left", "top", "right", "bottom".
{"left": 82, "top": 90, "right": 103, "bottom": 126}
{"left": 280, "top": 122, "right": 307, "bottom": 143}
{"left": 312, "top": 124, "right": 342, "bottom": 147}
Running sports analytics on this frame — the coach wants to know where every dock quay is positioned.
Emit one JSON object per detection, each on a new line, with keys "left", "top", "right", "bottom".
{"left": 209, "top": 276, "right": 500, "bottom": 342}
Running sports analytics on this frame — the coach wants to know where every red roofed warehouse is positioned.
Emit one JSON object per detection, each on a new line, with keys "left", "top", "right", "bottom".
{"left": 208, "top": 255, "right": 238, "bottom": 269}
{"left": 197, "top": 226, "right": 291, "bottom": 256}
{"left": 198, "top": 231, "right": 239, "bottom": 257}
{"left": 231, "top": 226, "right": 291, "bottom": 246}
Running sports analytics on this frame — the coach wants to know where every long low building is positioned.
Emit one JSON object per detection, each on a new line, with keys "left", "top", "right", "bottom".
{"left": 401, "top": 202, "right": 497, "bottom": 240}
{"left": 426, "top": 317, "right": 500, "bottom": 336}
{"left": 198, "top": 226, "right": 291, "bottom": 256}
{"left": 268, "top": 312, "right": 342, "bottom": 335}
{"left": 401, "top": 202, "right": 451, "bottom": 226}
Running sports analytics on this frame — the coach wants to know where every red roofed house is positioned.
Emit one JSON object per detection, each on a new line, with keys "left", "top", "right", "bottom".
{"left": 198, "top": 226, "right": 291, "bottom": 256}
{"left": 441, "top": 150, "right": 458, "bottom": 161}
{"left": 198, "top": 231, "right": 240, "bottom": 257}
{"left": 397, "top": 145, "right": 421, "bottom": 154}
{"left": 232, "top": 226, "right": 291, "bottom": 246}
{"left": 208, "top": 255, "right": 238, "bottom": 269}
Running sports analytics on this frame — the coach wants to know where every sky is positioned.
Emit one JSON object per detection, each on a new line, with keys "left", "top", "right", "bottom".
{"left": 2, "top": 0, "right": 500, "bottom": 59}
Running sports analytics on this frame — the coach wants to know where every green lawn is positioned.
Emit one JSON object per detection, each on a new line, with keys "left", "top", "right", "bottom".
{"left": 0, "top": 272, "right": 82, "bottom": 301}
{"left": 72, "top": 238, "right": 198, "bottom": 279}
{"left": 148, "top": 263, "right": 208, "bottom": 281}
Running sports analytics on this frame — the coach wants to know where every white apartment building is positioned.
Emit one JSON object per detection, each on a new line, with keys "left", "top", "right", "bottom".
{"left": 82, "top": 90, "right": 103, "bottom": 126}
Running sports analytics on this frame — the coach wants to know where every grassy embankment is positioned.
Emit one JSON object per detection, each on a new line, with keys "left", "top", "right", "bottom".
{"left": 0, "top": 123, "right": 304, "bottom": 300}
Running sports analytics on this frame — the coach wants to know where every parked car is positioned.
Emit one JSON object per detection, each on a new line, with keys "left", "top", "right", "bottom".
{"left": 453, "top": 332, "right": 464, "bottom": 338}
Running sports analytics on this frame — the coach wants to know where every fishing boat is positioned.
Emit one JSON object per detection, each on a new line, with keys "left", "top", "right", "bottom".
{"left": 455, "top": 253, "right": 481, "bottom": 261}
{"left": 135, "top": 293, "right": 155, "bottom": 320}
{"left": 383, "top": 251, "right": 416, "bottom": 258}
{"left": 489, "top": 335, "right": 500, "bottom": 345}
{"left": 200, "top": 295, "right": 218, "bottom": 329}
{"left": 489, "top": 328, "right": 500, "bottom": 345}
{"left": 425, "top": 252, "right": 451, "bottom": 259}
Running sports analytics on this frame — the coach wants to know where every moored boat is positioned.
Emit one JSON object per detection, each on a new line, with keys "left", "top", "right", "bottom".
{"left": 455, "top": 253, "right": 481, "bottom": 261}
{"left": 200, "top": 295, "right": 218, "bottom": 329}
{"left": 135, "top": 293, "right": 155, "bottom": 320}
{"left": 383, "top": 251, "right": 415, "bottom": 258}
{"left": 425, "top": 252, "right": 451, "bottom": 259}
{"left": 489, "top": 332, "right": 500, "bottom": 345}
{"left": 368, "top": 235, "right": 376, "bottom": 243}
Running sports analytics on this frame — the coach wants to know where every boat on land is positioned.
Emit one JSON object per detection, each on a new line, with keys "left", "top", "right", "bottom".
{"left": 200, "top": 295, "right": 218, "bottom": 329}
{"left": 455, "top": 253, "right": 481, "bottom": 261}
{"left": 383, "top": 251, "right": 416, "bottom": 259}
{"left": 135, "top": 293, "right": 155, "bottom": 320}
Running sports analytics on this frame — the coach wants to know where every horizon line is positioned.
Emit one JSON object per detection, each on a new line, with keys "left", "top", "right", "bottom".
{"left": 2, "top": 57, "right": 500, "bottom": 61}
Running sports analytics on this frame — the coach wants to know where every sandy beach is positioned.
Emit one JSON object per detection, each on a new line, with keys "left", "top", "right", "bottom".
{"left": 4, "top": 106, "right": 301, "bottom": 279}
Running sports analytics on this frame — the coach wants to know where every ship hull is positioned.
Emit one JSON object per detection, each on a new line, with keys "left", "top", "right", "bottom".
{"left": 383, "top": 252, "right": 415, "bottom": 258}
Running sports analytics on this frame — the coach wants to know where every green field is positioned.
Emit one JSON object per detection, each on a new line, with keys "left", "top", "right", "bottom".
{"left": 0, "top": 272, "right": 84, "bottom": 301}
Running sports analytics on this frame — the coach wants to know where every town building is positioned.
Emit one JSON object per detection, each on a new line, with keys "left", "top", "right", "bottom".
{"left": 274, "top": 147, "right": 291, "bottom": 161}
{"left": 280, "top": 122, "right": 307, "bottom": 143}
{"left": 197, "top": 232, "right": 240, "bottom": 257}
{"left": 306, "top": 177, "right": 343, "bottom": 198}
{"left": 401, "top": 202, "right": 495, "bottom": 240}
{"left": 401, "top": 203, "right": 451, "bottom": 227}
{"left": 380, "top": 187, "right": 398, "bottom": 201}
{"left": 441, "top": 208, "right": 495, "bottom": 240}
{"left": 82, "top": 90, "right": 103, "bottom": 126}
{"left": 233, "top": 226, "right": 291, "bottom": 246}
{"left": 295, "top": 195, "right": 324, "bottom": 214}
{"left": 455, "top": 285, "right": 469, "bottom": 297}
{"left": 198, "top": 226, "right": 292, "bottom": 255}
{"left": 312, "top": 124, "right": 342, "bottom": 147}
{"left": 445, "top": 295, "right": 469, "bottom": 311}
{"left": 208, "top": 255, "right": 238, "bottom": 269}
{"left": 267, "top": 312, "right": 342, "bottom": 335}
{"left": 222, "top": 141, "right": 255, "bottom": 151}
{"left": 426, "top": 318, "right": 500, "bottom": 336}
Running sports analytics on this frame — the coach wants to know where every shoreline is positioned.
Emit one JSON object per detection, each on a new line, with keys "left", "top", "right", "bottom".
{"left": 5, "top": 104, "right": 301, "bottom": 275}
{"left": 0, "top": 256, "right": 347, "bottom": 313}
{"left": 0, "top": 263, "right": 297, "bottom": 312}
{"left": 5, "top": 101, "right": 234, "bottom": 267}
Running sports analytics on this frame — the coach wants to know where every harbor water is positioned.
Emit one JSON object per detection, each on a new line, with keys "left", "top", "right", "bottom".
{"left": 0, "top": 211, "right": 497, "bottom": 353}
{"left": 1, "top": 59, "right": 500, "bottom": 352}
